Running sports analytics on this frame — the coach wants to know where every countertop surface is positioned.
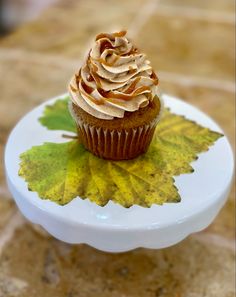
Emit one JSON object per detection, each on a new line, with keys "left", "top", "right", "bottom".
{"left": 0, "top": 0, "right": 235, "bottom": 296}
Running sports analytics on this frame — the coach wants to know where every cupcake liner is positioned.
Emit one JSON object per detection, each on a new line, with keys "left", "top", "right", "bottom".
{"left": 69, "top": 97, "right": 163, "bottom": 160}
{"left": 74, "top": 118, "right": 157, "bottom": 160}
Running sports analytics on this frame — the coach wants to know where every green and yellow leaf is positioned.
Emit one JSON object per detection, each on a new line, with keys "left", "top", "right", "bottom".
{"left": 39, "top": 98, "right": 76, "bottom": 133}
{"left": 19, "top": 98, "right": 223, "bottom": 207}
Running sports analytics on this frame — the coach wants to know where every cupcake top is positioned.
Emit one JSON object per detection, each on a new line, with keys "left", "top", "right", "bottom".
{"left": 69, "top": 31, "right": 159, "bottom": 120}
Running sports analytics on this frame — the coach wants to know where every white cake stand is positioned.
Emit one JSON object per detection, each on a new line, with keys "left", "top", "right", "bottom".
{"left": 5, "top": 94, "right": 234, "bottom": 252}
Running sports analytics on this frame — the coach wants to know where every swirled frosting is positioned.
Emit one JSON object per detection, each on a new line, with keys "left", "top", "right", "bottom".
{"left": 69, "top": 31, "right": 159, "bottom": 120}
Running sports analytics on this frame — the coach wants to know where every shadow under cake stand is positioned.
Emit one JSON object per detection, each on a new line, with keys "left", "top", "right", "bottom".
{"left": 5, "top": 94, "right": 234, "bottom": 252}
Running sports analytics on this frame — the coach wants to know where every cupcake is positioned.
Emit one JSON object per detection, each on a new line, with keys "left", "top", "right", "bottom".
{"left": 68, "top": 30, "right": 163, "bottom": 160}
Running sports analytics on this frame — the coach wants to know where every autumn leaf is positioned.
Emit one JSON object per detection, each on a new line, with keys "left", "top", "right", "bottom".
{"left": 39, "top": 98, "right": 76, "bottom": 133}
{"left": 19, "top": 97, "right": 223, "bottom": 207}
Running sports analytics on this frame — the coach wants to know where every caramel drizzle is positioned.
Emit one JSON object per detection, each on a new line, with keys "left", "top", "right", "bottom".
{"left": 75, "top": 70, "right": 103, "bottom": 105}
{"left": 150, "top": 70, "right": 159, "bottom": 85}
{"left": 98, "top": 85, "right": 151, "bottom": 101}
{"left": 96, "top": 55, "right": 120, "bottom": 67}
{"left": 97, "top": 31, "right": 135, "bottom": 56}
{"left": 70, "top": 84, "right": 77, "bottom": 92}
{"left": 81, "top": 80, "right": 93, "bottom": 94}
{"left": 74, "top": 31, "right": 158, "bottom": 106}
{"left": 124, "top": 77, "right": 141, "bottom": 94}
{"left": 87, "top": 60, "right": 102, "bottom": 88}
{"left": 100, "top": 40, "right": 115, "bottom": 54}
{"left": 79, "top": 78, "right": 104, "bottom": 105}
{"left": 78, "top": 74, "right": 152, "bottom": 105}
{"left": 96, "top": 30, "right": 127, "bottom": 41}
{"left": 87, "top": 74, "right": 94, "bottom": 82}
{"left": 77, "top": 67, "right": 156, "bottom": 105}
{"left": 129, "top": 46, "right": 139, "bottom": 55}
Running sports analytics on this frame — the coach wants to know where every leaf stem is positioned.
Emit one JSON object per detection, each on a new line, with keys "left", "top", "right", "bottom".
{"left": 62, "top": 134, "right": 77, "bottom": 139}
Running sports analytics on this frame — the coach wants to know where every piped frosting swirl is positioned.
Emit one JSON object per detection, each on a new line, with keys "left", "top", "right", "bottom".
{"left": 69, "top": 31, "right": 159, "bottom": 120}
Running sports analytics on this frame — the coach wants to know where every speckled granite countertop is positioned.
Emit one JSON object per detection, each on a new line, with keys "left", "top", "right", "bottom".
{"left": 0, "top": 0, "right": 235, "bottom": 296}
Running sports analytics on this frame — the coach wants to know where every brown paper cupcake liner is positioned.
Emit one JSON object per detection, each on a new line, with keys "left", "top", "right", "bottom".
{"left": 69, "top": 95, "right": 164, "bottom": 160}
{"left": 75, "top": 118, "right": 158, "bottom": 160}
